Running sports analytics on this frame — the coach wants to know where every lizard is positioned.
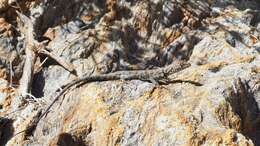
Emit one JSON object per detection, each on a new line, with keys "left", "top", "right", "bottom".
{"left": 61, "top": 59, "right": 191, "bottom": 88}
{"left": 41, "top": 60, "right": 191, "bottom": 118}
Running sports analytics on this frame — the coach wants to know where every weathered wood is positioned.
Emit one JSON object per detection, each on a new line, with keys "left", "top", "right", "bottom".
{"left": 38, "top": 48, "right": 76, "bottom": 74}
{"left": 18, "top": 45, "right": 37, "bottom": 97}
{"left": 17, "top": 12, "right": 37, "bottom": 97}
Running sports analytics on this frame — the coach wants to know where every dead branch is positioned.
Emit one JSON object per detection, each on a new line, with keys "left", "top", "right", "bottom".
{"left": 17, "top": 11, "right": 77, "bottom": 97}
{"left": 17, "top": 12, "right": 37, "bottom": 97}
{"left": 38, "top": 48, "right": 76, "bottom": 75}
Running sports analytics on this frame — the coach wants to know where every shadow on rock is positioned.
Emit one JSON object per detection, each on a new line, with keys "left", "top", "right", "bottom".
{"left": 229, "top": 78, "right": 260, "bottom": 145}
{"left": 53, "top": 133, "right": 86, "bottom": 146}
{"left": 0, "top": 117, "right": 14, "bottom": 146}
{"left": 32, "top": 70, "right": 45, "bottom": 98}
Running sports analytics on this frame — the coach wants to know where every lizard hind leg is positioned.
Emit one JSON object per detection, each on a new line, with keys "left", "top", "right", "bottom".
{"left": 157, "top": 77, "right": 171, "bottom": 85}
{"left": 157, "top": 77, "right": 173, "bottom": 90}
{"left": 148, "top": 78, "right": 169, "bottom": 90}
{"left": 149, "top": 78, "right": 159, "bottom": 85}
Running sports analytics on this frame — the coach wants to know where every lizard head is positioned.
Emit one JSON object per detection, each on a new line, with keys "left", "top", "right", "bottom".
{"left": 163, "top": 60, "right": 191, "bottom": 75}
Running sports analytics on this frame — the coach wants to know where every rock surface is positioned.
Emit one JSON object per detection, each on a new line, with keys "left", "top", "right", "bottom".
{"left": 0, "top": 0, "right": 259, "bottom": 146}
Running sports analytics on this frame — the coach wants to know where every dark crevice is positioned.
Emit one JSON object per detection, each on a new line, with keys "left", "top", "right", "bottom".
{"left": 57, "top": 133, "right": 86, "bottom": 146}
{"left": 249, "top": 11, "right": 260, "bottom": 27}
{"left": 0, "top": 117, "right": 14, "bottom": 146}
{"left": 31, "top": 70, "right": 45, "bottom": 98}
{"left": 228, "top": 78, "right": 260, "bottom": 145}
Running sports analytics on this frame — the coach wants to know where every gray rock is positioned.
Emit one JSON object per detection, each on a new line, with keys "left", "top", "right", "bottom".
{"left": 1, "top": 0, "right": 260, "bottom": 146}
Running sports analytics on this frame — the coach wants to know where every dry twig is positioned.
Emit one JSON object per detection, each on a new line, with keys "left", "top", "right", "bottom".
{"left": 17, "top": 11, "right": 37, "bottom": 97}
{"left": 17, "top": 12, "right": 77, "bottom": 97}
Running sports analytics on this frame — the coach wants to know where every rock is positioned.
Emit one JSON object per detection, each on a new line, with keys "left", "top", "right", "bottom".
{"left": 0, "top": 0, "right": 259, "bottom": 146}
{"left": 0, "top": 0, "right": 8, "bottom": 12}
{"left": 30, "top": 65, "right": 258, "bottom": 145}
